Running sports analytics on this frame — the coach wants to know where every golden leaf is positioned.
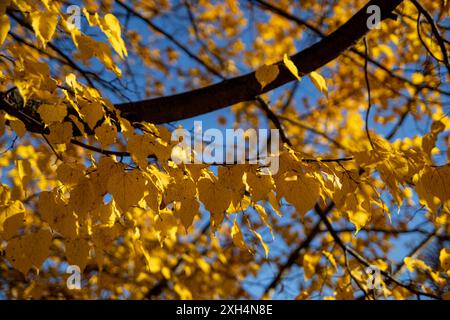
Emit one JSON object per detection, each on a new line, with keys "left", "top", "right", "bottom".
{"left": 309, "top": 71, "right": 328, "bottom": 96}
{"left": 107, "top": 169, "right": 146, "bottom": 211}
{"left": 0, "top": 15, "right": 10, "bottom": 47}
{"left": 255, "top": 64, "right": 279, "bottom": 89}
{"left": 283, "top": 53, "right": 301, "bottom": 80}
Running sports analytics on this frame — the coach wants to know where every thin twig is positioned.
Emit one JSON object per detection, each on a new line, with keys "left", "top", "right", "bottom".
{"left": 363, "top": 37, "right": 375, "bottom": 150}
{"left": 410, "top": 0, "right": 450, "bottom": 75}
{"left": 41, "top": 134, "right": 62, "bottom": 162}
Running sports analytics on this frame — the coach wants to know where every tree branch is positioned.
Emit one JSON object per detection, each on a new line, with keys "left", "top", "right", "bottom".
{"left": 115, "top": 0, "right": 404, "bottom": 124}
{"left": 410, "top": 0, "right": 450, "bottom": 75}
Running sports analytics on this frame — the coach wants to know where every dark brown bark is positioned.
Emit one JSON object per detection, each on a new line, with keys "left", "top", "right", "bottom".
{"left": 115, "top": 0, "right": 403, "bottom": 124}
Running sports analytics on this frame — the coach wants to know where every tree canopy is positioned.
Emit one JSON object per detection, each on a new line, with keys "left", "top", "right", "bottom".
{"left": 0, "top": 0, "right": 449, "bottom": 300}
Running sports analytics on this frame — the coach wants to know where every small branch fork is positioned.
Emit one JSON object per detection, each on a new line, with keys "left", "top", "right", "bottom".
{"left": 315, "top": 204, "right": 442, "bottom": 300}
{"left": 410, "top": 0, "right": 450, "bottom": 75}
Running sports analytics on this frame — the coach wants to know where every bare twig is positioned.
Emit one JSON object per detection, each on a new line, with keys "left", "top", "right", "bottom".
{"left": 410, "top": 0, "right": 450, "bottom": 75}
{"left": 363, "top": 37, "right": 375, "bottom": 150}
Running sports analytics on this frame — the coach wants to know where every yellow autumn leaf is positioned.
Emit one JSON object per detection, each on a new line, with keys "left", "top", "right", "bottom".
{"left": 226, "top": 194, "right": 251, "bottom": 213}
{"left": 267, "top": 191, "right": 282, "bottom": 217}
{"left": 254, "top": 203, "right": 274, "bottom": 238}
{"left": 103, "top": 13, "right": 128, "bottom": 59}
{"left": 79, "top": 101, "right": 104, "bottom": 130}
{"left": 225, "top": 0, "right": 240, "bottom": 14}
{"left": 146, "top": 255, "right": 163, "bottom": 274}
{"left": 245, "top": 171, "right": 274, "bottom": 202}
{"left": 1, "top": 211, "right": 24, "bottom": 240}
{"left": 38, "top": 104, "right": 68, "bottom": 124}
{"left": 440, "top": 248, "right": 450, "bottom": 271}
{"left": 153, "top": 209, "right": 178, "bottom": 243}
{"left": 322, "top": 251, "right": 337, "bottom": 269}
{"left": 10, "top": 119, "right": 26, "bottom": 137}
{"left": 303, "top": 252, "right": 321, "bottom": 280}
{"left": 0, "top": 15, "right": 10, "bottom": 47}
{"left": 174, "top": 283, "right": 192, "bottom": 300}
{"left": 6, "top": 229, "right": 52, "bottom": 274}
{"left": 197, "top": 174, "right": 233, "bottom": 216}
{"left": 231, "top": 217, "right": 247, "bottom": 251}
{"left": 82, "top": 10, "right": 128, "bottom": 59}
{"left": 107, "top": 169, "right": 146, "bottom": 211}
{"left": 283, "top": 53, "right": 301, "bottom": 80}
{"left": 65, "top": 73, "right": 82, "bottom": 92}
{"left": 127, "top": 134, "right": 155, "bottom": 168}
{"left": 56, "top": 162, "right": 85, "bottom": 186}
{"left": 65, "top": 238, "right": 90, "bottom": 272}
{"left": 196, "top": 257, "right": 211, "bottom": 274}
{"left": 92, "top": 224, "right": 121, "bottom": 251}
{"left": 15, "top": 159, "right": 32, "bottom": 195}
{"left": 255, "top": 64, "right": 279, "bottom": 89}
{"left": 38, "top": 191, "right": 79, "bottom": 239}
{"left": 30, "top": 11, "right": 58, "bottom": 47}
{"left": 175, "top": 199, "right": 199, "bottom": 231}
{"left": 93, "top": 202, "right": 120, "bottom": 227}
{"left": 347, "top": 210, "right": 370, "bottom": 233}
{"left": 415, "top": 166, "right": 450, "bottom": 211}
{"left": 275, "top": 172, "right": 320, "bottom": 216}
{"left": 252, "top": 229, "right": 269, "bottom": 258}
{"left": 96, "top": 42, "right": 123, "bottom": 77}
{"left": 46, "top": 122, "right": 72, "bottom": 144}
{"left": 309, "top": 71, "right": 328, "bottom": 96}
{"left": 69, "top": 178, "right": 102, "bottom": 216}
{"left": 411, "top": 72, "right": 424, "bottom": 85}
{"left": 0, "top": 200, "right": 25, "bottom": 233}
{"left": 404, "top": 257, "right": 431, "bottom": 273}
{"left": 372, "top": 259, "right": 389, "bottom": 272}
{"left": 95, "top": 118, "right": 117, "bottom": 148}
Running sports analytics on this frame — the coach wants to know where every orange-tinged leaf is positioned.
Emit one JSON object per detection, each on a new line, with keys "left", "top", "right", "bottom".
{"left": 65, "top": 238, "right": 90, "bottom": 272}
{"left": 0, "top": 200, "right": 25, "bottom": 234}
{"left": 6, "top": 229, "right": 52, "bottom": 274}
{"left": 30, "top": 11, "right": 58, "bottom": 47}
{"left": 38, "top": 104, "right": 67, "bottom": 124}
{"left": 95, "top": 118, "right": 117, "bottom": 148}
{"left": 255, "top": 64, "right": 279, "bottom": 89}
{"left": 47, "top": 122, "right": 72, "bottom": 144}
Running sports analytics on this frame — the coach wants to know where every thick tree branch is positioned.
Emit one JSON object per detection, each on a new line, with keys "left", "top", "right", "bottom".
{"left": 115, "top": 0, "right": 404, "bottom": 124}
